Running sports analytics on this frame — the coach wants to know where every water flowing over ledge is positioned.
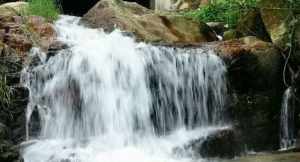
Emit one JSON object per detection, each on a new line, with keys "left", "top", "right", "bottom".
{"left": 280, "top": 87, "right": 296, "bottom": 150}
{"left": 21, "top": 15, "right": 229, "bottom": 162}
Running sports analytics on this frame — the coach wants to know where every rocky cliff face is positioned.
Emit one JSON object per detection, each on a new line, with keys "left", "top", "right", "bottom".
{"left": 0, "top": 2, "right": 58, "bottom": 161}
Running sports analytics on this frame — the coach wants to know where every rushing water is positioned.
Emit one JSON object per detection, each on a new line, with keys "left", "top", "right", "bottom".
{"left": 280, "top": 87, "right": 296, "bottom": 150}
{"left": 21, "top": 16, "right": 228, "bottom": 162}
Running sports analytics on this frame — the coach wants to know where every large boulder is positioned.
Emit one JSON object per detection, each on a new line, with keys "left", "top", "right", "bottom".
{"left": 215, "top": 36, "right": 281, "bottom": 91}
{"left": 214, "top": 36, "right": 283, "bottom": 151}
{"left": 236, "top": 9, "right": 271, "bottom": 42}
{"left": 259, "top": 0, "right": 292, "bottom": 49}
{"left": 81, "top": 0, "right": 217, "bottom": 43}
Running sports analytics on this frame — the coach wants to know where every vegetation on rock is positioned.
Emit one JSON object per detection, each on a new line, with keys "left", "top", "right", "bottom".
{"left": 183, "top": 0, "right": 257, "bottom": 28}
{"left": 25, "top": 0, "right": 60, "bottom": 21}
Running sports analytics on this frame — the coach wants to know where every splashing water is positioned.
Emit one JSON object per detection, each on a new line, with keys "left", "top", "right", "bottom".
{"left": 21, "top": 16, "right": 228, "bottom": 162}
{"left": 280, "top": 87, "right": 296, "bottom": 150}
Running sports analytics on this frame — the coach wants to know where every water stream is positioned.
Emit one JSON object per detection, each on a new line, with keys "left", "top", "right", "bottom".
{"left": 280, "top": 87, "right": 296, "bottom": 150}
{"left": 21, "top": 15, "right": 228, "bottom": 162}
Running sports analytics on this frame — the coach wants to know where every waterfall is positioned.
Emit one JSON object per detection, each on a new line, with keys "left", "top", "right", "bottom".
{"left": 280, "top": 87, "right": 296, "bottom": 150}
{"left": 21, "top": 15, "right": 228, "bottom": 162}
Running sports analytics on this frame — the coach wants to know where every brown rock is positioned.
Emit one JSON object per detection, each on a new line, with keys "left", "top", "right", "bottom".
{"left": 0, "top": 14, "right": 56, "bottom": 56}
{"left": 82, "top": 0, "right": 217, "bottom": 43}
{"left": 236, "top": 9, "right": 271, "bottom": 42}
{"left": 259, "top": 0, "right": 292, "bottom": 49}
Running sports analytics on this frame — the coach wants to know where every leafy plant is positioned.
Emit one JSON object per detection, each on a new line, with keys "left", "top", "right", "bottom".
{"left": 183, "top": 0, "right": 257, "bottom": 28}
{"left": 25, "top": 0, "right": 60, "bottom": 21}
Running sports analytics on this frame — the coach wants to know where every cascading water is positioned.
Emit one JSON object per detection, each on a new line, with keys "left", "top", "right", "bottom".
{"left": 280, "top": 87, "right": 296, "bottom": 150}
{"left": 21, "top": 15, "right": 228, "bottom": 162}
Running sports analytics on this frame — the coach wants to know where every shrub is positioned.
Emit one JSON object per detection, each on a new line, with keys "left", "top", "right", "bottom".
{"left": 183, "top": 0, "right": 257, "bottom": 28}
{"left": 25, "top": 0, "right": 60, "bottom": 21}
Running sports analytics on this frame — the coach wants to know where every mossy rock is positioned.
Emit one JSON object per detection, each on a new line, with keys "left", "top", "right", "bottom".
{"left": 259, "top": 0, "right": 292, "bottom": 49}
{"left": 223, "top": 29, "right": 238, "bottom": 40}
{"left": 236, "top": 9, "right": 271, "bottom": 42}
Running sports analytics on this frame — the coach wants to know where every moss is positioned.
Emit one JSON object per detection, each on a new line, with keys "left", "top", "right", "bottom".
{"left": 223, "top": 29, "right": 238, "bottom": 40}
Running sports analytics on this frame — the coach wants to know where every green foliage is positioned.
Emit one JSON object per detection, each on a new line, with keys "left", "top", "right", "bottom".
{"left": 25, "top": 0, "right": 60, "bottom": 21}
{"left": 183, "top": 0, "right": 257, "bottom": 28}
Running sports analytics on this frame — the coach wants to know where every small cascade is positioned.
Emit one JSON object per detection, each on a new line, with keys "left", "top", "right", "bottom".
{"left": 280, "top": 87, "right": 296, "bottom": 150}
{"left": 21, "top": 15, "right": 229, "bottom": 162}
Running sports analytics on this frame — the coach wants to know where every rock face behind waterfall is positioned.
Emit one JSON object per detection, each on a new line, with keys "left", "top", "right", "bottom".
{"left": 81, "top": 0, "right": 217, "bottom": 43}
{"left": 213, "top": 36, "right": 283, "bottom": 151}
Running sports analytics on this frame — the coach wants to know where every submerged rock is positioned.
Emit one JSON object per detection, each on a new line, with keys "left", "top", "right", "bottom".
{"left": 174, "top": 128, "right": 241, "bottom": 158}
{"left": 81, "top": 0, "right": 217, "bottom": 43}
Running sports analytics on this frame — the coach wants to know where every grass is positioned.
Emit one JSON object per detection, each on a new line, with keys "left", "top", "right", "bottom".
{"left": 25, "top": 0, "right": 60, "bottom": 21}
{"left": 183, "top": 0, "right": 257, "bottom": 28}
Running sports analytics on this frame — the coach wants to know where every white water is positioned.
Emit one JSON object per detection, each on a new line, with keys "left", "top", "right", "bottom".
{"left": 280, "top": 87, "right": 296, "bottom": 150}
{"left": 22, "top": 16, "right": 228, "bottom": 162}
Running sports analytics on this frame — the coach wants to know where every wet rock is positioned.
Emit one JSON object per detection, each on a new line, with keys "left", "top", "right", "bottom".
{"left": 47, "top": 40, "right": 69, "bottom": 59}
{"left": 175, "top": 128, "right": 241, "bottom": 158}
{"left": 81, "top": 0, "right": 217, "bottom": 43}
{"left": 198, "top": 129, "right": 241, "bottom": 158}
{"left": 215, "top": 36, "right": 281, "bottom": 92}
